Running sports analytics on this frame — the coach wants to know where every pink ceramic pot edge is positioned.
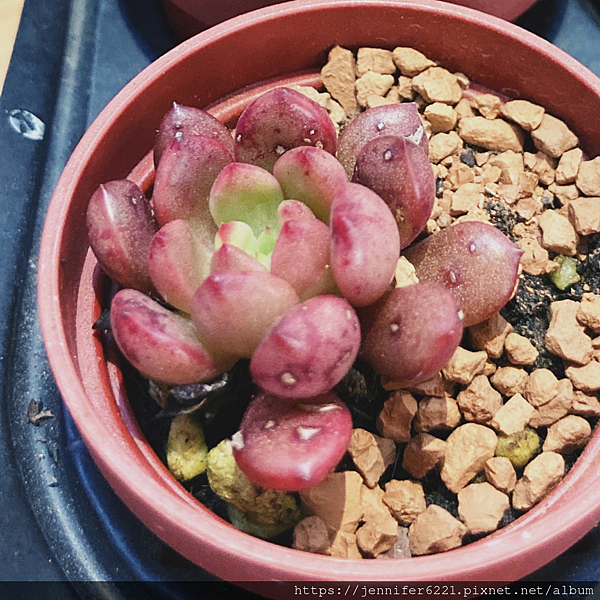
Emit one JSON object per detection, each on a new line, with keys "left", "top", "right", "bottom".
{"left": 38, "top": 0, "right": 600, "bottom": 585}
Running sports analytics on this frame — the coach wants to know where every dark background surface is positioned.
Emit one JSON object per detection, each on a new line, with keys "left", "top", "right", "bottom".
{"left": 0, "top": 0, "right": 600, "bottom": 597}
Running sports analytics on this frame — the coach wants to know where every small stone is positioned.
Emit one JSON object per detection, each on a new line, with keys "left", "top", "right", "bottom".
{"left": 512, "top": 452, "right": 565, "bottom": 512}
{"left": 484, "top": 457, "right": 517, "bottom": 494}
{"left": 576, "top": 157, "right": 600, "bottom": 196}
{"left": 566, "top": 360, "right": 600, "bottom": 392}
{"left": 455, "top": 98, "right": 476, "bottom": 120}
{"left": 516, "top": 236, "right": 550, "bottom": 276}
{"left": 549, "top": 183, "right": 580, "bottom": 205}
{"left": 458, "top": 117, "right": 525, "bottom": 153}
{"left": 450, "top": 182, "right": 485, "bottom": 216}
{"left": 383, "top": 480, "right": 426, "bottom": 526}
{"left": 471, "top": 94, "right": 502, "bottom": 120}
{"left": 442, "top": 346, "right": 487, "bottom": 385}
{"left": 504, "top": 332, "right": 539, "bottom": 366}
{"left": 406, "top": 372, "right": 448, "bottom": 397}
{"left": 429, "top": 131, "right": 463, "bottom": 164}
{"left": 366, "top": 94, "right": 396, "bottom": 109}
{"left": 392, "top": 47, "right": 436, "bottom": 77}
{"left": 414, "top": 395, "right": 461, "bottom": 433}
{"left": 529, "top": 152, "right": 557, "bottom": 186}
{"left": 531, "top": 114, "right": 578, "bottom": 158}
{"left": 571, "top": 390, "right": 600, "bottom": 417}
{"left": 329, "top": 530, "right": 362, "bottom": 559}
{"left": 356, "top": 47, "right": 396, "bottom": 76}
{"left": 457, "top": 375, "right": 503, "bottom": 424}
{"left": 481, "top": 164, "right": 502, "bottom": 184}
{"left": 348, "top": 428, "right": 395, "bottom": 488}
{"left": 556, "top": 148, "right": 583, "bottom": 185}
{"left": 545, "top": 300, "right": 593, "bottom": 365}
{"left": 448, "top": 161, "right": 475, "bottom": 190}
{"left": 543, "top": 415, "right": 592, "bottom": 454}
{"left": 469, "top": 313, "right": 513, "bottom": 358}
{"left": 455, "top": 72, "right": 470, "bottom": 89}
{"left": 515, "top": 196, "right": 543, "bottom": 221}
{"left": 293, "top": 516, "right": 331, "bottom": 554}
{"left": 376, "top": 527, "right": 411, "bottom": 559}
{"left": 394, "top": 256, "right": 419, "bottom": 288}
{"left": 524, "top": 369, "right": 559, "bottom": 407}
{"left": 321, "top": 46, "right": 358, "bottom": 117}
{"left": 529, "top": 379, "right": 573, "bottom": 428}
{"left": 361, "top": 484, "right": 391, "bottom": 523}
{"left": 490, "top": 151, "right": 525, "bottom": 185}
{"left": 412, "top": 67, "right": 462, "bottom": 104}
{"left": 518, "top": 172, "right": 539, "bottom": 198}
{"left": 402, "top": 433, "right": 447, "bottom": 479}
{"left": 356, "top": 515, "right": 399, "bottom": 558}
{"left": 501, "top": 100, "right": 545, "bottom": 131}
{"left": 292, "top": 85, "right": 347, "bottom": 131}
{"left": 482, "top": 360, "right": 497, "bottom": 377}
{"left": 491, "top": 366, "right": 529, "bottom": 397}
{"left": 490, "top": 393, "right": 535, "bottom": 436}
{"left": 355, "top": 72, "right": 394, "bottom": 107}
{"left": 440, "top": 423, "right": 497, "bottom": 493}
{"left": 377, "top": 391, "right": 418, "bottom": 442}
{"left": 457, "top": 482, "right": 510, "bottom": 535}
{"left": 538, "top": 210, "right": 578, "bottom": 256}
{"left": 569, "top": 198, "right": 600, "bottom": 236}
{"left": 397, "top": 76, "right": 415, "bottom": 100}
{"left": 408, "top": 505, "right": 467, "bottom": 556}
{"left": 299, "top": 471, "right": 363, "bottom": 533}
{"left": 424, "top": 102, "right": 458, "bottom": 134}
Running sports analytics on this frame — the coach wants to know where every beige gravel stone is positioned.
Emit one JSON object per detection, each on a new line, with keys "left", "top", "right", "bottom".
{"left": 512, "top": 452, "right": 565, "bottom": 512}
{"left": 348, "top": 429, "right": 396, "bottom": 488}
{"left": 469, "top": 313, "right": 514, "bottom": 358}
{"left": 377, "top": 391, "right": 418, "bottom": 442}
{"left": 424, "top": 102, "right": 458, "bottom": 133}
{"left": 412, "top": 67, "right": 462, "bottom": 104}
{"left": 429, "top": 131, "right": 463, "bottom": 164}
{"left": 376, "top": 527, "right": 411, "bottom": 559}
{"left": 518, "top": 172, "right": 540, "bottom": 199}
{"left": 549, "top": 182, "right": 580, "bottom": 205}
{"left": 450, "top": 182, "right": 485, "bottom": 216}
{"left": 458, "top": 117, "right": 525, "bottom": 153}
{"left": 491, "top": 366, "right": 529, "bottom": 396}
{"left": 457, "top": 375, "right": 503, "bottom": 424}
{"left": 577, "top": 294, "right": 600, "bottom": 332}
{"left": 408, "top": 505, "right": 467, "bottom": 556}
{"left": 299, "top": 471, "right": 363, "bottom": 534}
{"left": 576, "top": 157, "right": 600, "bottom": 196}
{"left": 543, "top": 415, "right": 592, "bottom": 454}
{"left": 571, "top": 390, "right": 600, "bottom": 417}
{"left": 406, "top": 372, "right": 449, "bottom": 397}
{"left": 524, "top": 369, "right": 559, "bottom": 407}
{"left": 505, "top": 332, "right": 539, "bottom": 366}
{"left": 366, "top": 95, "right": 395, "bottom": 109}
{"left": 556, "top": 148, "right": 583, "bottom": 185}
{"left": 383, "top": 480, "right": 426, "bottom": 526}
{"left": 402, "top": 433, "right": 447, "bottom": 479}
{"left": 545, "top": 300, "right": 593, "bottom": 365}
{"left": 529, "top": 379, "right": 573, "bottom": 428}
{"left": 568, "top": 197, "right": 600, "bottom": 236}
{"left": 356, "top": 47, "right": 396, "bottom": 76}
{"left": 440, "top": 423, "right": 497, "bottom": 493}
{"left": 529, "top": 152, "right": 557, "bottom": 186}
{"left": 394, "top": 256, "right": 419, "bottom": 288}
{"left": 392, "top": 47, "right": 436, "bottom": 77}
{"left": 329, "top": 530, "right": 362, "bottom": 559}
{"left": 490, "top": 394, "right": 535, "bottom": 436}
{"left": 566, "top": 360, "right": 600, "bottom": 392}
{"left": 357, "top": 515, "right": 399, "bottom": 558}
{"left": 361, "top": 485, "right": 390, "bottom": 523}
{"left": 321, "top": 46, "right": 358, "bottom": 117}
{"left": 481, "top": 164, "right": 502, "bottom": 184}
{"left": 483, "top": 360, "right": 497, "bottom": 377}
{"left": 501, "top": 100, "right": 545, "bottom": 131}
{"left": 293, "top": 516, "right": 331, "bottom": 555}
{"left": 484, "top": 457, "right": 517, "bottom": 494}
{"left": 457, "top": 482, "right": 510, "bottom": 535}
{"left": 538, "top": 210, "right": 579, "bottom": 256}
{"left": 517, "top": 236, "right": 551, "bottom": 276}
{"left": 455, "top": 97, "right": 476, "bottom": 120}
{"left": 396, "top": 76, "right": 415, "bottom": 101}
{"left": 471, "top": 94, "right": 502, "bottom": 119}
{"left": 355, "top": 71, "right": 394, "bottom": 107}
{"left": 490, "top": 150, "right": 525, "bottom": 186}
{"left": 531, "top": 114, "right": 578, "bottom": 158}
{"left": 442, "top": 346, "right": 487, "bottom": 385}
{"left": 448, "top": 161, "right": 475, "bottom": 190}
{"left": 515, "top": 196, "right": 543, "bottom": 221}
{"left": 414, "top": 395, "right": 462, "bottom": 433}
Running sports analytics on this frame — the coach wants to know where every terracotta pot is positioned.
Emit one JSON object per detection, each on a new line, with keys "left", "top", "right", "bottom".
{"left": 162, "top": 0, "right": 539, "bottom": 39}
{"left": 39, "top": 0, "right": 600, "bottom": 587}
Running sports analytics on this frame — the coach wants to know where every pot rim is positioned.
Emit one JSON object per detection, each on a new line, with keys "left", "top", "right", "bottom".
{"left": 38, "top": 0, "right": 600, "bottom": 583}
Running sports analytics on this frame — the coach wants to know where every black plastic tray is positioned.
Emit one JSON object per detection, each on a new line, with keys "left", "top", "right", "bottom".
{"left": 1, "top": 0, "right": 600, "bottom": 597}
